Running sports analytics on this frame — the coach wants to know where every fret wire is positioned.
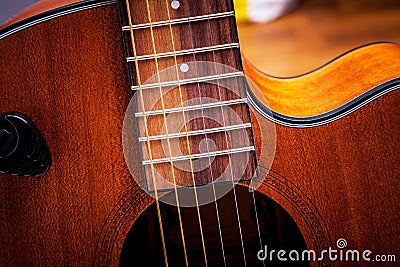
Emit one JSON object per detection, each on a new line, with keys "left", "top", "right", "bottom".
{"left": 135, "top": 98, "right": 248, "bottom": 117}
{"left": 138, "top": 123, "right": 252, "bottom": 142}
{"left": 123, "top": 1, "right": 256, "bottom": 266}
{"left": 121, "top": 11, "right": 235, "bottom": 30}
{"left": 131, "top": 71, "right": 244, "bottom": 91}
{"left": 144, "top": 0, "right": 189, "bottom": 266}
{"left": 143, "top": 146, "right": 256, "bottom": 165}
{"left": 163, "top": 0, "right": 209, "bottom": 265}
{"left": 126, "top": 43, "right": 240, "bottom": 61}
{"left": 123, "top": 0, "right": 169, "bottom": 266}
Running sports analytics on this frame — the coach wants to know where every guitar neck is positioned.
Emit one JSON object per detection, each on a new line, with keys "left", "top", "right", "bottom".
{"left": 117, "top": 0, "right": 257, "bottom": 192}
{"left": 118, "top": 0, "right": 243, "bottom": 84}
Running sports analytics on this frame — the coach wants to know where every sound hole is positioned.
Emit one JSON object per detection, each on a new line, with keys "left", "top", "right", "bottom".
{"left": 120, "top": 185, "right": 308, "bottom": 266}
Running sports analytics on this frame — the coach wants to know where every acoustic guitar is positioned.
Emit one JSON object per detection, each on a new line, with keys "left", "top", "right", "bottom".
{"left": 1, "top": 0, "right": 399, "bottom": 266}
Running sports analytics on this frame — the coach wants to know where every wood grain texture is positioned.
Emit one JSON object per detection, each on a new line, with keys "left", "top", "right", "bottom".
{"left": 243, "top": 43, "right": 400, "bottom": 117}
{"left": 250, "top": 87, "right": 400, "bottom": 266}
{"left": 0, "top": 4, "right": 151, "bottom": 266}
{"left": 120, "top": 0, "right": 257, "bottom": 188}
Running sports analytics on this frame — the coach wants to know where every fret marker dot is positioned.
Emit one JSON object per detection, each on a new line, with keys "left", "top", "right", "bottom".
{"left": 180, "top": 63, "right": 189, "bottom": 72}
{"left": 171, "top": 1, "right": 180, "bottom": 9}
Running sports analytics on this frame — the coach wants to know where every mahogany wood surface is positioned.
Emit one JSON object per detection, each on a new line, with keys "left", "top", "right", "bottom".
{"left": 1, "top": 1, "right": 399, "bottom": 267}
{"left": 0, "top": 5, "right": 147, "bottom": 266}
{"left": 249, "top": 90, "right": 400, "bottom": 266}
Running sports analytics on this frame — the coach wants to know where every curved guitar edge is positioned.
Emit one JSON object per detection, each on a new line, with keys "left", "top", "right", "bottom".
{"left": 248, "top": 77, "right": 400, "bottom": 128}
{"left": 243, "top": 42, "right": 400, "bottom": 127}
{"left": 0, "top": 0, "right": 117, "bottom": 39}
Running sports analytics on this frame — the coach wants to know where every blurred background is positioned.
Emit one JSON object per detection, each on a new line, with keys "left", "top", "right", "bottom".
{"left": 235, "top": 0, "right": 400, "bottom": 76}
{"left": 1, "top": 0, "right": 400, "bottom": 77}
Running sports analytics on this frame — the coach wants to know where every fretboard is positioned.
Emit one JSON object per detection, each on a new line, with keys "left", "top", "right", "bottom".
{"left": 118, "top": 0, "right": 258, "bottom": 192}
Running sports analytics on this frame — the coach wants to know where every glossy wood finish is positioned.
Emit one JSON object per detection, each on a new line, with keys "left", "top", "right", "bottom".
{"left": 250, "top": 88, "right": 400, "bottom": 264}
{"left": 0, "top": 5, "right": 142, "bottom": 266}
{"left": 243, "top": 43, "right": 400, "bottom": 117}
{"left": 1, "top": 1, "right": 399, "bottom": 267}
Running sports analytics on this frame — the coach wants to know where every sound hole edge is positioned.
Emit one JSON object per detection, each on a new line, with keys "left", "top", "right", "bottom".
{"left": 120, "top": 185, "right": 309, "bottom": 266}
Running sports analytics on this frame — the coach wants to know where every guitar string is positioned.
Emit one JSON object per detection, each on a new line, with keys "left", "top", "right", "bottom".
{"left": 252, "top": 189, "right": 266, "bottom": 267}
{"left": 204, "top": 0, "right": 247, "bottom": 265}
{"left": 182, "top": 1, "right": 227, "bottom": 266}
{"left": 124, "top": 0, "right": 169, "bottom": 266}
{"left": 182, "top": 1, "right": 226, "bottom": 267}
{"left": 224, "top": 0, "right": 265, "bottom": 260}
{"left": 163, "top": 0, "right": 209, "bottom": 266}
{"left": 144, "top": 0, "right": 189, "bottom": 266}
{"left": 128, "top": 1, "right": 259, "bottom": 266}
{"left": 222, "top": 0, "right": 265, "bottom": 263}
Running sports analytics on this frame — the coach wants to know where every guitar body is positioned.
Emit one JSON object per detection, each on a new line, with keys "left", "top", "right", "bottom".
{"left": 1, "top": 1, "right": 399, "bottom": 266}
